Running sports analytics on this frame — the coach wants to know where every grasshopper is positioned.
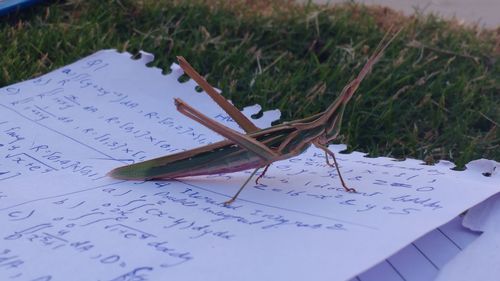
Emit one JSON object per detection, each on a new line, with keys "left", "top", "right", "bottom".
{"left": 109, "top": 30, "right": 399, "bottom": 204}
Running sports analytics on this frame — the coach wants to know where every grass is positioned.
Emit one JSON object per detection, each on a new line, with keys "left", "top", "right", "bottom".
{"left": 1, "top": 0, "right": 498, "bottom": 168}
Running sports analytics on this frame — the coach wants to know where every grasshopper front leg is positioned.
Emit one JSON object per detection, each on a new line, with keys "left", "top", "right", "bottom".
{"left": 313, "top": 142, "right": 356, "bottom": 193}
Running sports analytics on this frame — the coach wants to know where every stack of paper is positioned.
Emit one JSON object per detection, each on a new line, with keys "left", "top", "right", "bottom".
{"left": 0, "top": 50, "right": 498, "bottom": 281}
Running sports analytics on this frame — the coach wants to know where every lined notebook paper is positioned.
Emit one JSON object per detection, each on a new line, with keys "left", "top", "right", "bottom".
{"left": 0, "top": 50, "right": 496, "bottom": 281}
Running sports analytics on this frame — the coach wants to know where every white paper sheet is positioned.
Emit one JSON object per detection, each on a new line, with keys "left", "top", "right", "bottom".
{"left": 436, "top": 163, "right": 500, "bottom": 281}
{"left": 354, "top": 216, "right": 480, "bottom": 281}
{"left": 0, "top": 50, "right": 498, "bottom": 281}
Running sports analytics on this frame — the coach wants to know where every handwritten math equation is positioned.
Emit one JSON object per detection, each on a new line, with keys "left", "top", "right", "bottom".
{"left": 0, "top": 50, "right": 482, "bottom": 281}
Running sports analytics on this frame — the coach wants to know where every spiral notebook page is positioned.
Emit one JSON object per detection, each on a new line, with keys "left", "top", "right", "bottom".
{"left": 353, "top": 216, "right": 480, "bottom": 281}
{"left": 0, "top": 50, "right": 496, "bottom": 281}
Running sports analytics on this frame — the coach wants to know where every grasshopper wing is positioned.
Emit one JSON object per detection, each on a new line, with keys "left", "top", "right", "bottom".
{"left": 108, "top": 123, "right": 297, "bottom": 180}
{"left": 108, "top": 140, "right": 266, "bottom": 180}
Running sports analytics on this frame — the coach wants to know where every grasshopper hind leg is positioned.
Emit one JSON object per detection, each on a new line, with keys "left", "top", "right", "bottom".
{"left": 224, "top": 167, "right": 261, "bottom": 205}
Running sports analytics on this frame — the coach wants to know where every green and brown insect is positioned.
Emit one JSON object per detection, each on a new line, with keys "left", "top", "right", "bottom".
{"left": 109, "top": 29, "right": 400, "bottom": 204}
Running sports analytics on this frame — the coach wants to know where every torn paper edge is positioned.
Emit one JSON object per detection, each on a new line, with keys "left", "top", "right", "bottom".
{"left": 93, "top": 49, "right": 499, "bottom": 180}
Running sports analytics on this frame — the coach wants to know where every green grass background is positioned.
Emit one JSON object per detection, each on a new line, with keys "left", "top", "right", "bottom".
{"left": 1, "top": 0, "right": 498, "bottom": 168}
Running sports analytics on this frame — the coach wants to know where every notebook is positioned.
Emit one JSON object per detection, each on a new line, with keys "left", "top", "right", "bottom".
{"left": 0, "top": 50, "right": 497, "bottom": 280}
